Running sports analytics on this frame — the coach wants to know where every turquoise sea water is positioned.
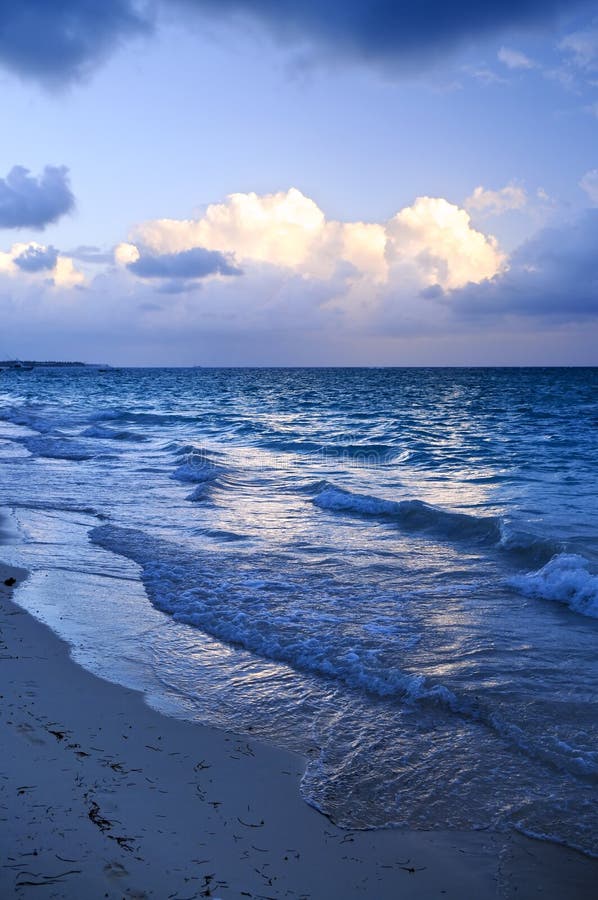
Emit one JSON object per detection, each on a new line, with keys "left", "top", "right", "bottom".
{"left": 0, "top": 367, "right": 597, "bottom": 852}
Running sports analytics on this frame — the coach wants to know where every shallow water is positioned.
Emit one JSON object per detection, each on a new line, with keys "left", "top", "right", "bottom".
{"left": 0, "top": 367, "right": 597, "bottom": 852}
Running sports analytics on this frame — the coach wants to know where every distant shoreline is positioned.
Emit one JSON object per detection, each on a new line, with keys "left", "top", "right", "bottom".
{"left": 0, "top": 360, "right": 90, "bottom": 368}
{"left": 1, "top": 363, "right": 596, "bottom": 370}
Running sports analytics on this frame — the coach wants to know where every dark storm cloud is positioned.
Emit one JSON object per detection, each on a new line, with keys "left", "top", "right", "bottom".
{"left": 0, "top": 166, "right": 75, "bottom": 229}
{"left": 14, "top": 244, "right": 59, "bottom": 272}
{"left": 0, "top": 0, "right": 151, "bottom": 85}
{"left": 180, "top": 0, "right": 592, "bottom": 66}
{"left": 0, "top": 0, "right": 592, "bottom": 85}
{"left": 127, "top": 246, "right": 242, "bottom": 279}
{"left": 450, "top": 210, "right": 598, "bottom": 320}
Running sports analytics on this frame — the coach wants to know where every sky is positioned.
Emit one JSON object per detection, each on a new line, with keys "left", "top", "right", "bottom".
{"left": 0, "top": 0, "right": 597, "bottom": 365}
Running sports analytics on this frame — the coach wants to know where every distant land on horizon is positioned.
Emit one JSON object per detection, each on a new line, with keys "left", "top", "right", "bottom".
{"left": 1, "top": 362, "right": 596, "bottom": 372}
{"left": 0, "top": 360, "right": 98, "bottom": 368}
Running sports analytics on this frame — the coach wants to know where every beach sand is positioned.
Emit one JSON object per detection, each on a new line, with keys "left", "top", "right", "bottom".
{"left": 1, "top": 562, "right": 597, "bottom": 899}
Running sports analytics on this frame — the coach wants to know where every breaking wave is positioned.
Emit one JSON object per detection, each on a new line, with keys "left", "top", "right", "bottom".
{"left": 508, "top": 554, "right": 598, "bottom": 619}
{"left": 313, "top": 485, "right": 502, "bottom": 543}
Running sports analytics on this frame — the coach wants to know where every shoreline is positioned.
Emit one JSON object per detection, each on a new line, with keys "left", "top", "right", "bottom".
{"left": 1, "top": 563, "right": 597, "bottom": 898}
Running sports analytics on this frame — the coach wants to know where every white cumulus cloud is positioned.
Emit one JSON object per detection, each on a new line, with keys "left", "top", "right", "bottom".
{"left": 125, "top": 187, "right": 503, "bottom": 292}
{"left": 465, "top": 183, "right": 528, "bottom": 216}
{"left": 386, "top": 196, "right": 504, "bottom": 289}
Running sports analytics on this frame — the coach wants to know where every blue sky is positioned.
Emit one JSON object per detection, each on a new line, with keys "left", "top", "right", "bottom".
{"left": 0, "top": 1, "right": 597, "bottom": 364}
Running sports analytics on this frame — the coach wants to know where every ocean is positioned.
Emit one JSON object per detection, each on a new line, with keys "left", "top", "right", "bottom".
{"left": 0, "top": 366, "right": 597, "bottom": 854}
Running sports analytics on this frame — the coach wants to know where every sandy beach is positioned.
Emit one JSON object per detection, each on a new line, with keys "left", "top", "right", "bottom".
{"left": 0, "top": 561, "right": 596, "bottom": 899}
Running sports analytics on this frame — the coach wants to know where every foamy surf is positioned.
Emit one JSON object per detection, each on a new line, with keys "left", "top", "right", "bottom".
{"left": 89, "top": 522, "right": 598, "bottom": 786}
{"left": 508, "top": 553, "right": 598, "bottom": 618}
{"left": 90, "top": 523, "right": 443, "bottom": 703}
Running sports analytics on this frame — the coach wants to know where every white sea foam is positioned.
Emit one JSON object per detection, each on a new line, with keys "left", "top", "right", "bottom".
{"left": 89, "top": 524, "right": 454, "bottom": 707}
{"left": 508, "top": 554, "right": 598, "bottom": 619}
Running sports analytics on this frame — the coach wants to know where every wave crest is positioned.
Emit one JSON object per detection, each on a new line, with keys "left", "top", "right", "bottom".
{"left": 172, "top": 451, "right": 223, "bottom": 485}
{"left": 313, "top": 486, "right": 502, "bottom": 543}
{"left": 508, "top": 554, "right": 598, "bottom": 619}
{"left": 81, "top": 424, "right": 148, "bottom": 442}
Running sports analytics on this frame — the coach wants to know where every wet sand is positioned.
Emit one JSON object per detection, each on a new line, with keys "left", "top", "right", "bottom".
{"left": 1, "top": 563, "right": 596, "bottom": 899}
